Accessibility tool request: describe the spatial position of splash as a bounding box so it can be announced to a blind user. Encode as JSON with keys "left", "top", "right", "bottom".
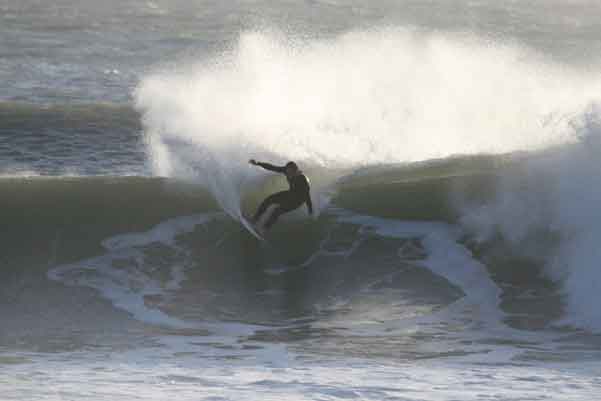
{"left": 135, "top": 28, "right": 599, "bottom": 219}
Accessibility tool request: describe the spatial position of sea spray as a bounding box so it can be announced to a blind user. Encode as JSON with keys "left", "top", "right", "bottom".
{"left": 135, "top": 28, "right": 598, "bottom": 215}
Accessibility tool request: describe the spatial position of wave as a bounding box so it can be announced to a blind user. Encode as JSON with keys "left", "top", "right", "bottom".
{"left": 0, "top": 101, "right": 145, "bottom": 176}
{"left": 0, "top": 153, "right": 499, "bottom": 268}
{"left": 131, "top": 27, "right": 601, "bottom": 334}
{"left": 0, "top": 101, "right": 140, "bottom": 136}
{"left": 460, "top": 104, "right": 601, "bottom": 332}
{"left": 0, "top": 176, "right": 215, "bottom": 271}
{"left": 0, "top": 140, "right": 596, "bottom": 335}
{"left": 0, "top": 154, "right": 559, "bottom": 333}
{"left": 5, "top": 28, "right": 601, "bottom": 334}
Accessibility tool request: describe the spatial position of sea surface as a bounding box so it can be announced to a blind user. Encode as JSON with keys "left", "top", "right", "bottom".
{"left": 2, "top": 1, "right": 601, "bottom": 400}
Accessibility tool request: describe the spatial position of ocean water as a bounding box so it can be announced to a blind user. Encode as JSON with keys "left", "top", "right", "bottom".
{"left": 2, "top": 1, "right": 601, "bottom": 399}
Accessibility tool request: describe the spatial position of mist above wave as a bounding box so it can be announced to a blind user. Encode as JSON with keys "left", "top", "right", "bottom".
{"left": 136, "top": 27, "right": 598, "bottom": 188}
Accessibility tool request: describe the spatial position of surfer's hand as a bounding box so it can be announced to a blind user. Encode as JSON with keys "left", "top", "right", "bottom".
{"left": 249, "top": 159, "right": 258, "bottom": 166}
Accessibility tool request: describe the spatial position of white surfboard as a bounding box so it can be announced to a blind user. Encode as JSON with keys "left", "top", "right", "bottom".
{"left": 238, "top": 214, "right": 264, "bottom": 241}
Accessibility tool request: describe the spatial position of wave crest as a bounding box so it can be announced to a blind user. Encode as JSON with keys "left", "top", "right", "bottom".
{"left": 135, "top": 28, "right": 600, "bottom": 217}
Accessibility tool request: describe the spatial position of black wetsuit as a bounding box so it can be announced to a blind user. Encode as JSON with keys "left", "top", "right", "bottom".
{"left": 252, "top": 162, "right": 313, "bottom": 229}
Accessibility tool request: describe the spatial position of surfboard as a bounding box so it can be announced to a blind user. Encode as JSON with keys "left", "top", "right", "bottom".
{"left": 239, "top": 214, "right": 264, "bottom": 241}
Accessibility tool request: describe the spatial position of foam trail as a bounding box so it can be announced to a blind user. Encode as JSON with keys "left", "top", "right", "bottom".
{"left": 338, "top": 213, "right": 503, "bottom": 324}
{"left": 102, "top": 214, "right": 216, "bottom": 250}
{"left": 48, "top": 214, "right": 217, "bottom": 329}
{"left": 135, "top": 28, "right": 601, "bottom": 216}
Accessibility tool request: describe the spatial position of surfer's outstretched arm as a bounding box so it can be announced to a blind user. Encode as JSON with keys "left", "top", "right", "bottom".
{"left": 249, "top": 159, "right": 286, "bottom": 173}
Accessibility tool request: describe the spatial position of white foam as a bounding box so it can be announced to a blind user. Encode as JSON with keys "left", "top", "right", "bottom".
{"left": 48, "top": 213, "right": 219, "bottom": 329}
{"left": 48, "top": 211, "right": 275, "bottom": 336}
{"left": 102, "top": 213, "right": 217, "bottom": 250}
{"left": 337, "top": 213, "right": 503, "bottom": 325}
{"left": 49, "top": 250, "right": 194, "bottom": 329}
{"left": 6, "top": 347, "right": 600, "bottom": 401}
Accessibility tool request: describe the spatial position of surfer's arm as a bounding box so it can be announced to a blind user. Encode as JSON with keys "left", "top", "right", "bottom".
{"left": 305, "top": 192, "right": 313, "bottom": 215}
{"left": 250, "top": 160, "right": 286, "bottom": 173}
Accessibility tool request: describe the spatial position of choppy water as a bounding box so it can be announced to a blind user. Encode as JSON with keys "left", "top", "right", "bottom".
{"left": 2, "top": 1, "right": 601, "bottom": 400}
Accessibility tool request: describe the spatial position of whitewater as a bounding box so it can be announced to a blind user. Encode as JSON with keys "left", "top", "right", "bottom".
{"left": 2, "top": 1, "right": 601, "bottom": 400}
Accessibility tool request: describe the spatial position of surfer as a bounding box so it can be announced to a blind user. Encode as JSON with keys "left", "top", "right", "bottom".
{"left": 249, "top": 159, "right": 313, "bottom": 232}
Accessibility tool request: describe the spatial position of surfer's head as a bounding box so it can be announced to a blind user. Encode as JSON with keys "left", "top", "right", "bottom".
{"left": 285, "top": 161, "right": 299, "bottom": 176}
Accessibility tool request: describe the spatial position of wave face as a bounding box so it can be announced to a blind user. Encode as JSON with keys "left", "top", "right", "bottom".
{"left": 0, "top": 151, "right": 599, "bottom": 376}
{"left": 0, "top": 171, "right": 506, "bottom": 354}
{"left": 0, "top": 152, "right": 584, "bottom": 339}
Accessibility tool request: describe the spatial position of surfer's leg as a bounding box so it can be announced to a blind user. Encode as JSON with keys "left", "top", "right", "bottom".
{"left": 263, "top": 200, "right": 301, "bottom": 230}
{"left": 263, "top": 205, "right": 286, "bottom": 230}
{"left": 253, "top": 191, "right": 288, "bottom": 223}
